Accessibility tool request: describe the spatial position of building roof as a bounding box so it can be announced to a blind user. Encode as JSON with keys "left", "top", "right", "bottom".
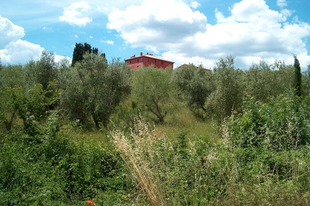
{"left": 125, "top": 53, "right": 174, "bottom": 63}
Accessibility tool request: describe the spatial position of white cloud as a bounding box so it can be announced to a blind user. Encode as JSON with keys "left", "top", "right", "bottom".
{"left": 59, "top": 1, "right": 92, "bottom": 27}
{"left": 0, "top": 15, "right": 25, "bottom": 48}
{"left": 54, "top": 54, "right": 72, "bottom": 64}
{"left": 0, "top": 15, "right": 69, "bottom": 65}
{"left": 281, "top": 9, "right": 292, "bottom": 19}
{"left": 108, "top": 0, "right": 310, "bottom": 69}
{"left": 107, "top": 0, "right": 206, "bottom": 49}
{"left": 0, "top": 39, "right": 44, "bottom": 64}
{"left": 190, "top": 1, "right": 200, "bottom": 9}
{"left": 101, "top": 40, "right": 114, "bottom": 45}
{"left": 277, "top": 0, "right": 287, "bottom": 8}
{"left": 0, "top": 15, "right": 44, "bottom": 64}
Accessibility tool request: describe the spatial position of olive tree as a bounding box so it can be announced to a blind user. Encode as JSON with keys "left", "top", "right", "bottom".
{"left": 60, "top": 54, "right": 131, "bottom": 128}
{"left": 173, "top": 64, "right": 213, "bottom": 115}
{"left": 244, "top": 60, "right": 294, "bottom": 102}
{"left": 24, "top": 51, "right": 58, "bottom": 90}
{"left": 132, "top": 67, "right": 174, "bottom": 123}
{"left": 0, "top": 65, "right": 25, "bottom": 131}
{"left": 206, "top": 56, "right": 244, "bottom": 120}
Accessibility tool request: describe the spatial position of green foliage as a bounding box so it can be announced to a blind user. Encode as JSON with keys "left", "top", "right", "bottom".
{"left": 60, "top": 54, "right": 131, "bottom": 128}
{"left": 19, "top": 81, "right": 61, "bottom": 136}
{"left": 72, "top": 42, "right": 102, "bottom": 66}
{"left": 0, "top": 86, "right": 24, "bottom": 131}
{"left": 173, "top": 64, "right": 214, "bottom": 116}
{"left": 227, "top": 94, "right": 310, "bottom": 151}
{"left": 294, "top": 55, "right": 302, "bottom": 96}
{"left": 0, "top": 64, "right": 25, "bottom": 89}
{"left": 0, "top": 112, "right": 133, "bottom": 205}
{"left": 2, "top": 54, "right": 310, "bottom": 205}
{"left": 112, "top": 118, "right": 239, "bottom": 205}
{"left": 109, "top": 98, "right": 141, "bottom": 132}
{"left": 132, "top": 67, "right": 175, "bottom": 123}
{"left": 245, "top": 61, "right": 272, "bottom": 101}
{"left": 303, "top": 65, "right": 310, "bottom": 95}
{"left": 0, "top": 79, "right": 60, "bottom": 133}
{"left": 24, "top": 51, "right": 58, "bottom": 91}
{"left": 206, "top": 56, "right": 244, "bottom": 120}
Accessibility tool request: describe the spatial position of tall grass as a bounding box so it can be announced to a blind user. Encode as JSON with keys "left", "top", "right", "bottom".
{"left": 112, "top": 117, "right": 166, "bottom": 206}
{"left": 111, "top": 117, "right": 238, "bottom": 205}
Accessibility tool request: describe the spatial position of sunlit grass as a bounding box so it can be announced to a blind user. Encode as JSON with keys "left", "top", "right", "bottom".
{"left": 155, "top": 105, "right": 220, "bottom": 142}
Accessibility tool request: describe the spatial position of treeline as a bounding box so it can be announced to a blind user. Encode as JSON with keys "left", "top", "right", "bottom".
{"left": 1, "top": 51, "right": 309, "bottom": 132}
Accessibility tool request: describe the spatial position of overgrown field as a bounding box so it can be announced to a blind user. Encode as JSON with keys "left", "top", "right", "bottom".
{"left": 0, "top": 52, "right": 310, "bottom": 205}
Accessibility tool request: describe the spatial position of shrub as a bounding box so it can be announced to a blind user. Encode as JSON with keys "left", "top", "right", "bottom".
{"left": 0, "top": 112, "right": 133, "bottom": 205}
{"left": 227, "top": 94, "right": 310, "bottom": 151}
{"left": 112, "top": 117, "right": 238, "bottom": 205}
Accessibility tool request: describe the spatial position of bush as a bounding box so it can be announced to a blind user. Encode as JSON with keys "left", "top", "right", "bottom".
{"left": 0, "top": 112, "right": 133, "bottom": 205}
{"left": 227, "top": 94, "right": 310, "bottom": 151}
{"left": 221, "top": 94, "right": 310, "bottom": 205}
{"left": 112, "top": 117, "right": 238, "bottom": 205}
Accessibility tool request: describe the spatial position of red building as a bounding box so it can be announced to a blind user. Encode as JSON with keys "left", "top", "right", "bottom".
{"left": 125, "top": 52, "right": 174, "bottom": 70}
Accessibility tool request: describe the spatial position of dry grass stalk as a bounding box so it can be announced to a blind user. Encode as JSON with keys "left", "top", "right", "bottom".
{"left": 112, "top": 117, "right": 166, "bottom": 206}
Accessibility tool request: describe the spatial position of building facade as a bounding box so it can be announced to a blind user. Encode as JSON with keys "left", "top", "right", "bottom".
{"left": 125, "top": 52, "right": 174, "bottom": 70}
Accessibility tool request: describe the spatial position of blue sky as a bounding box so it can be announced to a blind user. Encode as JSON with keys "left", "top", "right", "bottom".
{"left": 1, "top": 0, "right": 310, "bottom": 69}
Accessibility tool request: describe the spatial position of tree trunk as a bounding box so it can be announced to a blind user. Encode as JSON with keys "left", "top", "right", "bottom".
{"left": 4, "top": 110, "right": 17, "bottom": 131}
{"left": 92, "top": 114, "right": 100, "bottom": 129}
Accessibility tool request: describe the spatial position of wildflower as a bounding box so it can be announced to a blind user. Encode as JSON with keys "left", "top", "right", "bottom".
{"left": 86, "top": 199, "right": 94, "bottom": 206}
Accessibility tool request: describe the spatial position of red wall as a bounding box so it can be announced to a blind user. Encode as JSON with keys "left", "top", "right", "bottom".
{"left": 125, "top": 56, "right": 173, "bottom": 70}
{"left": 125, "top": 57, "right": 144, "bottom": 70}
{"left": 142, "top": 57, "right": 173, "bottom": 69}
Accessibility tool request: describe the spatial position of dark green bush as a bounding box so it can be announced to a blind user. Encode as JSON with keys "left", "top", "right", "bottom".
{"left": 0, "top": 112, "right": 133, "bottom": 205}
{"left": 227, "top": 94, "right": 310, "bottom": 151}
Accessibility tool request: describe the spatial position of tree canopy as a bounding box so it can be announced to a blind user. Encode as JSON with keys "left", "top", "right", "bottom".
{"left": 72, "top": 42, "right": 103, "bottom": 66}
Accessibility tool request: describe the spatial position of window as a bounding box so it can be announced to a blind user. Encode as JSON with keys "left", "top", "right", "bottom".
{"left": 137, "top": 58, "right": 139, "bottom": 62}
{"left": 161, "top": 61, "right": 163, "bottom": 65}
{"left": 147, "top": 58, "right": 149, "bottom": 62}
{"left": 155, "top": 59, "right": 157, "bottom": 63}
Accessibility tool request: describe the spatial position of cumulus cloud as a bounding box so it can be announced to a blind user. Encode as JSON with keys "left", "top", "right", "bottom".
{"left": 190, "top": 1, "right": 200, "bottom": 9}
{"left": 59, "top": 1, "right": 92, "bottom": 27}
{"left": 0, "top": 16, "right": 44, "bottom": 64}
{"left": 0, "top": 39, "right": 44, "bottom": 64}
{"left": 0, "top": 16, "right": 25, "bottom": 48}
{"left": 54, "top": 54, "right": 72, "bottom": 64}
{"left": 277, "top": 0, "right": 287, "bottom": 8}
{"left": 0, "top": 15, "right": 69, "bottom": 65}
{"left": 108, "top": 0, "right": 310, "bottom": 69}
{"left": 107, "top": 0, "right": 207, "bottom": 51}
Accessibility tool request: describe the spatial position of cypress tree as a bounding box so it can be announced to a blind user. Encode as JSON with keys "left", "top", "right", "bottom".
{"left": 294, "top": 55, "right": 302, "bottom": 97}
{"left": 72, "top": 42, "right": 102, "bottom": 66}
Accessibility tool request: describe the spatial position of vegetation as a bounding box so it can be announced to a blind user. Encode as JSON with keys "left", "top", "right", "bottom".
{"left": 132, "top": 67, "right": 174, "bottom": 123}
{"left": 173, "top": 64, "right": 213, "bottom": 116}
{"left": 72, "top": 42, "right": 102, "bottom": 67}
{"left": 294, "top": 55, "right": 302, "bottom": 97}
{"left": 1, "top": 51, "right": 310, "bottom": 205}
